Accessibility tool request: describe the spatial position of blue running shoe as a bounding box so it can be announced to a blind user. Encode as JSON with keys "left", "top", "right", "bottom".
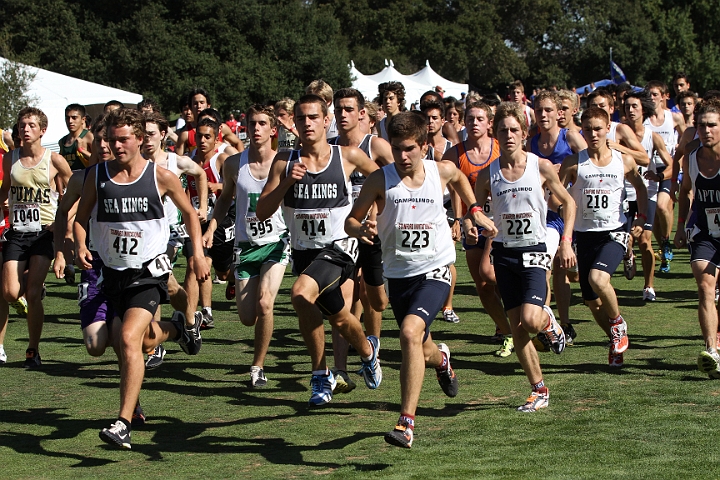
{"left": 308, "top": 370, "right": 336, "bottom": 406}
{"left": 663, "top": 240, "right": 674, "bottom": 261}
{"left": 360, "top": 335, "right": 382, "bottom": 389}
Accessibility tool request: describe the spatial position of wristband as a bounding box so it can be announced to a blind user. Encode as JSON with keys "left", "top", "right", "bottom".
{"left": 637, "top": 213, "right": 647, "bottom": 220}
{"left": 678, "top": 217, "right": 686, "bottom": 224}
{"left": 658, "top": 171, "right": 664, "bottom": 181}
{"left": 454, "top": 218, "right": 461, "bottom": 223}
{"left": 470, "top": 205, "right": 483, "bottom": 215}
{"left": 561, "top": 236, "right": 572, "bottom": 243}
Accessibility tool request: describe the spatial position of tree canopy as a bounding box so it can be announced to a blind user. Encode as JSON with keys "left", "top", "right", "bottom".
{"left": 1, "top": 0, "right": 718, "bottom": 116}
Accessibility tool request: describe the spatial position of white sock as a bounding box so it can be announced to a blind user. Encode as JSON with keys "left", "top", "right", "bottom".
{"left": 203, "top": 307, "right": 212, "bottom": 316}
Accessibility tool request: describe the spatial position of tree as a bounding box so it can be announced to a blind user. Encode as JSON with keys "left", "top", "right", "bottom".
{"left": 0, "top": 57, "right": 37, "bottom": 130}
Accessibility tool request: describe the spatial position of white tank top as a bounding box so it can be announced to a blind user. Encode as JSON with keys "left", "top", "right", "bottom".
{"left": 377, "top": 160, "right": 455, "bottom": 278}
{"left": 159, "top": 152, "right": 181, "bottom": 228}
{"left": 607, "top": 121, "right": 619, "bottom": 142}
{"left": 624, "top": 128, "right": 658, "bottom": 202}
{"left": 644, "top": 109, "right": 677, "bottom": 159}
{"left": 489, "top": 153, "right": 547, "bottom": 247}
{"left": 571, "top": 149, "right": 626, "bottom": 232}
{"left": 235, "top": 150, "right": 287, "bottom": 245}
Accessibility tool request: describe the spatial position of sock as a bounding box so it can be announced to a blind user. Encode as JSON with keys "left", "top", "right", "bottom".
{"left": 312, "top": 369, "right": 329, "bottom": 376}
{"left": 360, "top": 339, "right": 374, "bottom": 363}
{"left": 436, "top": 350, "right": 448, "bottom": 370}
{"left": 399, "top": 413, "right": 415, "bottom": 429}
{"left": 609, "top": 314, "right": 623, "bottom": 325}
{"left": 203, "top": 307, "right": 212, "bottom": 316}
{"left": 531, "top": 379, "right": 545, "bottom": 391}
{"left": 443, "top": 307, "right": 452, "bottom": 312}
{"left": 118, "top": 417, "right": 132, "bottom": 431}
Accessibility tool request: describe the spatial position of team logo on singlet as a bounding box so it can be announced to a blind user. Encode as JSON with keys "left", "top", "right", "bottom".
{"left": 10, "top": 186, "right": 51, "bottom": 203}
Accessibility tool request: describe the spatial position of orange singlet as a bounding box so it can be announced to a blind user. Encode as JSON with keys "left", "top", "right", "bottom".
{"left": 457, "top": 138, "right": 500, "bottom": 214}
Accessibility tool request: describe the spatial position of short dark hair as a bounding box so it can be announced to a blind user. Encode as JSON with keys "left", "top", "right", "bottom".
{"left": 246, "top": 104, "right": 277, "bottom": 128}
{"left": 188, "top": 87, "right": 211, "bottom": 106}
{"left": 387, "top": 111, "right": 427, "bottom": 145}
{"left": 103, "top": 100, "right": 124, "bottom": 111}
{"left": 294, "top": 94, "right": 328, "bottom": 117}
{"left": 143, "top": 111, "right": 170, "bottom": 134}
{"left": 197, "top": 108, "right": 223, "bottom": 125}
{"left": 138, "top": 97, "right": 161, "bottom": 112}
{"left": 623, "top": 90, "right": 655, "bottom": 120}
{"left": 106, "top": 108, "right": 145, "bottom": 138}
{"left": 587, "top": 88, "right": 614, "bottom": 106}
{"left": 196, "top": 117, "right": 220, "bottom": 137}
{"left": 18, "top": 107, "right": 49, "bottom": 131}
{"left": 420, "top": 90, "right": 443, "bottom": 104}
{"left": 91, "top": 114, "right": 109, "bottom": 136}
{"left": 65, "top": 103, "right": 86, "bottom": 117}
{"left": 672, "top": 72, "right": 689, "bottom": 84}
{"left": 333, "top": 88, "right": 365, "bottom": 110}
{"left": 420, "top": 100, "right": 445, "bottom": 117}
{"left": 378, "top": 81, "right": 406, "bottom": 111}
{"left": 676, "top": 90, "right": 698, "bottom": 105}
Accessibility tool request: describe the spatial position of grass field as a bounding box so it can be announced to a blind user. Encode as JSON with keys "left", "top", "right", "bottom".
{"left": 0, "top": 244, "right": 718, "bottom": 479}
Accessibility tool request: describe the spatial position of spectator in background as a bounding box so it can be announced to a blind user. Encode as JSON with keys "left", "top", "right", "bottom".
{"left": 103, "top": 100, "right": 124, "bottom": 114}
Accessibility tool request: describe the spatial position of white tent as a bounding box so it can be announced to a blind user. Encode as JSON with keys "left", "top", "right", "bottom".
{"left": 411, "top": 60, "right": 467, "bottom": 100}
{"left": 0, "top": 57, "right": 143, "bottom": 151}
{"left": 350, "top": 59, "right": 469, "bottom": 106}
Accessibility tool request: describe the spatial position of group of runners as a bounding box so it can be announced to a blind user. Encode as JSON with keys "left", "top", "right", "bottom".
{"left": 0, "top": 71, "right": 717, "bottom": 450}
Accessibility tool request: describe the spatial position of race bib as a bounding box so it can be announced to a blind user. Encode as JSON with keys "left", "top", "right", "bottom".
{"left": 294, "top": 210, "right": 332, "bottom": 247}
{"left": 351, "top": 185, "right": 362, "bottom": 202}
{"left": 609, "top": 231, "right": 630, "bottom": 254}
{"left": 107, "top": 228, "right": 145, "bottom": 269}
{"left": 395, "top": 222, "right": 436, "bottom": 258}
{"left": 233, "top": 246, "right": 243, "bottom": 265}
{"left": 224, "top": 225, "right": 235, "bottom": 242}
{"left": 706, "top": 207, "right": 720, "bottom": 238}
{"left": 12, "top": 203, "right": 41, "bottom": 232}
{"left": 245, "top": 214, "right": 274, "bottom": 243}
{"left": 333, "top": 237, "right": 359, "bottom": 263}
{"left": 501, "top": 211, "right": 538, "bottom": 247}
{"left": 169, "top": 224, "right": 189, "bottom": 242}
{"left": 425, "top": 265, "right": 452, "bottom": 285}
{"left": 146, "top": 254, "right": 173, "bottom": 277}
{"left": 77, "top": 282, "right": 89, "bottom": 305}
{"left": 522, "top": 252, "right": 552, "bottom": 270}
{"left": 583, "top": 188, "right": 612, "bottom": 221}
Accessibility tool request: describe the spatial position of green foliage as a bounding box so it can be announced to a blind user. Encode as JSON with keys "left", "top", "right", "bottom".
{"left": 0, "top": 57, "right": 37, "bottom": 130}
{"left": 1, "top": 0, "right": 719, "bottom": 114}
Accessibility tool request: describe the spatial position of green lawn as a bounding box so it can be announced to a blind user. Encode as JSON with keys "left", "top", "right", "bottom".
{"left": 0, "top": 244, "right": 718, "bottom": 479}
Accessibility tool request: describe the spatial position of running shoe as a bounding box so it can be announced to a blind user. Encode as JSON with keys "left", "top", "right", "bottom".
{"left": 532, "top": 335, "right": 548, "bottom": 352}
{"left": 131, "top": 403, "right": 146, "bottom": 427}
{"left": 11, "top": 297, "right": 28, "bottom": 317}
{"left": 308, "top": 370, "right": 336, "bottom": 406}
{"left": 225, "top": 281, "right": 236, "bottom": 300}
{"left": 360, "top": 335, "right": 382, "bottom": 389}
{"left": 250, "top": 366, "right": 267, "bottom": 388}
{"left": 436, "top": 343, "right": 458, "bottom": 397}
{"left": 99, "top": 420, "right": 131, "bottom": 449}
{"left": 609, "top": 317, "right": 629, "bottom": 354}
{"left": 41, "top": 283, "right": 46, "bottom": 300}
{"left": 623, "top": 252, "right": 636, "bottom": 280}
{"left": 491, "top": 327, "right": 504, "bottom": 343}
{"left": 64, "top": 265, "right": 76, "bottom": 286}
{"left": 716, "top": 286, "right": 719, "bottom": 303}
{"left": 663, "top": 240, "right": 674, "bottom": 261}
{"left": 331, "top": 368, "right": 356, "bottom": 393}
{"left": 563, "top": 323, "right": 577, "bottom": 346}
{"left": 173, "top": 311, "right": 202, "bottom": 355}
{"left": 384, "top": 419, "right": 414, "bottom": 448}
{"left": 517, "top": 390, "right": 549, "bottom": 412}
{"left": 201, "top": 308, "right": 215, "bottom": 330}
{"left": 660, "top": 259, "right": 670, "bottom": 274}
{"left": 608, "top": 351, "right": 624, "bottom": 368}
{"left": 698, "top": 350, "right": 720, "bottom": 376}
{"left": 212, "top": 275, "right": 226, "bottom": 284}
{"left": 642, "top": 287, "right": 656, "bottom": 302}
{"left": 442, "top": 309, "right": 460, "bottom": 323}
{"left": 23, "top": 348, "right": 41, "bottom": 368}
{"left": 537, "top": 306, "right": 565, "bottom": 354}
{"left": 145, "top": 345, "right": 165, "bottom": 370}
{"left": 494, "top": 336, "right": 514, "bottom": 358}
{"left": 0, "top": 344, "right": 6, "bottom": 364}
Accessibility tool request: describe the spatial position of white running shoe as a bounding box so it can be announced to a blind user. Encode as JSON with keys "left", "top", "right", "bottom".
{"left": 642, "top": 287, "right": 656, "bottom": 302}
{"left": 0, "top": 344, "right": 6, "bottom": 364}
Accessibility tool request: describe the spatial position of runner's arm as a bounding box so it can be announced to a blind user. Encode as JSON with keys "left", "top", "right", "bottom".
{"left": 177, "top": 154, "right": 208, "bottom": 222}
{"left": 73, "top": 167, "right": 97, "bottom": 270}
{"left": 370, "top": 136, "right": 394, "bottom": 166}
{"left": 0, "top": 151, "right": 10, "bottom": 206}
{"left": 566, "top": 129, "right": 588, "bottom": 153}
{"left": 439, "top": 160, "right": 495, "bottom": 234}
{"left": 624, "top": 155, "right": 648, "bottom": 237}
{"left": 205, "top": 154, "right": 239, "bottom": 242}
{"left": 176, "top": 130, "right": 189, "bottom": 156}
{"left": 612, "top": 124, "right": 649, "bottom": 166}
{"left": 257, "top": 153, "right": 294, "bottom": 222}
{"left": 344, "top": 146, "right": 380, "bottom": 177}
{"left": 53, "top": 171, "right": 84, "bottom": 277}
{"left": 558, "top": 153, "right": 578, "bottom": 188}
{"left": 221, "top": 124, "right": 244, "bottom": 152}
{"left": 674, "top": 153, "right": 693, "bottom": 248}
{"left": 345, "top": 169, "right": 384, "bottom": 245}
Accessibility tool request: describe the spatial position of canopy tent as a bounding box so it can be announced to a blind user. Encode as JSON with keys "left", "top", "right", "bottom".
{"left": 350, "top": 59, "right": 469, "bottom": 105}
{"left": 0, "top": 57, "right": 143, "bottom": 151}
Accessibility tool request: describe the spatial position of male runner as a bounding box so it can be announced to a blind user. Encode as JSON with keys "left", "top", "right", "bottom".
{"left": 0, "top": 107, "right": 72, "bottom": 367}
{"left": 204, "top": 104, "right": 289, "bottom": 388}
{"left": 306, "top": 80, "right": 339, "bottom": 139}
{"left": 622, "top": 91, "right": 672, "bottom": 301}
{"left": 676, "top": 91, "right": 698, "bottom": 128}
{"left": 275, "top": 98, "right": 299, "bottom": 152}
{"left": 185, "top": 118, "right": 233, "bottom": 328}
{"left": 346, "top": 110, "right": 496, "bottom": 448}
{"left": 560, "top": 107, "right": 648, "bottom": 367}
{"left": 475, "top": 102, "right": 576, "bottom": 411}
{"left": 674, "top": 98, "right": 720, "bottom": 378}
{"left": 176, "top": 88, "right": 243, "bottom": 156}
{"left": 557, "top": 90, "right": 581, "bottom": 133}
{"left": 142, "top": 112, "right": 207, "bottom": 367}
{"left": 509, "top": 80, "right": 535, "bottom": 130}
{"left": 74, "top": 108, "right": 209, "bottom": 449}
{"left": 330, "top": 88, "right": 393, "bottom": 391}
{"left": 669, "top": 72, "right": 691, "bottom": 112}
{"left": 256, "top": 94, "right": 382, "bottom": 406}
{"left": 645, "top": 80, "right": 686, "bottom": 272}
{"left": 377, "top": 82, "right": 406, "bottom": 142}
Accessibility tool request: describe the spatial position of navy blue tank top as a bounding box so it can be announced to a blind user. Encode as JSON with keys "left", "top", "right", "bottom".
{"left": 530, "top": 128, "right": 572, "bottom": 165}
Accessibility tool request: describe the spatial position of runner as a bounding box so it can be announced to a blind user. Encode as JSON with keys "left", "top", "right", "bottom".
{"left": 256, "top": 94, "right": 382, "bottom": 406}
{"left": 475, "top": 102, "right": 576, "bottom": 411}
{"left": 377, "top": 82, "right": 406, "bottom": 142}
{"left": 644, "top": 80, "right": 686, "bottom": 273}
{"left": 0, "top": 107, "right": 72, "bottom": 368}
{"left": 676, "top": 90, "right": 698, "bottom": 128}
{"left": 442, "top": 100, "right": 514, "bottom": 356}
{"left": 669, "top": 72, "right": 691, "bottom": 112}
{"left": 560, "top": 106, "right": 648, "bottom": 367}
{"left": 674, "top": 98, "right": 720, "bottom": 378}
{"left": 176, "top": 88, "right": 243, "bottom": 156}
{"left": 509, "top": 80, "right": 535, "bottom": 130}
{"left": 275, "top": 98, "right": 299, "bottom": 152}
{"left": 74, "top": 108, "right": 209, "bottom": 449}
{"left": 329, "top": 88, "right": 393, "bottom": 392}
{"left": 346, "top": 110, "right": 496, "bottom": 448}
{"left": 306, "top": 80, "right": 339, "bottom": 139}
{"left": 622, "top": 91, "right": 672, "bottom": 301}
{"left": 204, "top": 104, "right": 289, "bottom": 388}
{"left": 557, "top": 90, "right": 581, "bottom": 133}
{"left": 142, "top": 111, "right": 208, "bottom": 368}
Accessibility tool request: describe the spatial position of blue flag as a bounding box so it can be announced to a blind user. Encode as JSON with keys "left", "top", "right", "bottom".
{"left": 610, "top": 60, "right": 626, "bottom": 84}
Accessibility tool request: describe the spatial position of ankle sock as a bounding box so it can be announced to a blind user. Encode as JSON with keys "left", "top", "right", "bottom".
{"left": 118, "top": 417, "right": 132, "bottom": 431}
{"left": 312, "top": 369, "right": 329, "bottom": 376}
{"left": 399, "top": 413, "right": 415, "bottom": 429}
{"left": 531, "top": 379, "right": 545, "bottom": 391}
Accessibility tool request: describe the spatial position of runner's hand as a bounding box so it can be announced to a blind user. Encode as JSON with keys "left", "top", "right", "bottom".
{"left": 202, "top": 229, "right": 214, "bottom": 249}
{"left": 359, "top": 219, "right": 377, "bottom": 245}
{"left": 53, "top": 253, "right": 66, "bottom": 279}
{"left": 76, "top": 246, "right": 93, "bottom": 270}
{"left": 192, "top": 255, "right": 210, "bottom": 281}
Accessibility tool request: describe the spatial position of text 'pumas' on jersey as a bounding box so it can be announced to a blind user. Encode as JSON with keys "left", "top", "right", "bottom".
{"left": 282, "top": 145, "right": 352, "bottom": 250}
{"left": 92, "top": 161, "right": 169, "bottom": 270}
{"left": 9, "top": 148, "right": 58, "bottom": 232}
